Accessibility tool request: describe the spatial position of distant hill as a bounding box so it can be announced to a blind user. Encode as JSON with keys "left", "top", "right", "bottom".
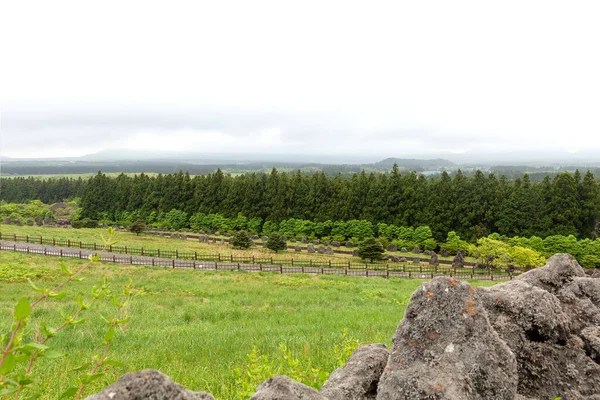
{"left": 373, "top": 158, "right": 455, "bottom": 169}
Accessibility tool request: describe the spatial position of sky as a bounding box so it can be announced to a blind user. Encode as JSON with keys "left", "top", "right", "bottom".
{"left": 1, "top": 0, "right": 599, "bottom": 160}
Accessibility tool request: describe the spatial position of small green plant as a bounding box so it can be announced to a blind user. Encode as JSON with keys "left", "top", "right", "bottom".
{"left": 357, "top": 237, "right": 385, "bottom": 263}
{"left": 232, "top": 230, "right": 253, "bottom": 249}
{"left": 265, "top": 232, "right": 286, "bottom": 253}
{"left": 128, "top": 220, "right": 147, "bottom": 236}
{"left": 0, "top": 228, "right": 135, "bottom": 399}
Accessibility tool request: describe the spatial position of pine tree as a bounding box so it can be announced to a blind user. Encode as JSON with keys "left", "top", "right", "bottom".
{"left": 265, "top": 232, "right": 286, "bottom": 253}
{"left": 232, "top": 230, "right": 253, "bottom": 249}
{"left": 357, "top": 237, "right": 385, "bottom": 263}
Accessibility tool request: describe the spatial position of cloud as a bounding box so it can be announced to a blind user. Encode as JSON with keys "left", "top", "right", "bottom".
{"left": 1, "top": 1, "right": 599, "bottom": 159}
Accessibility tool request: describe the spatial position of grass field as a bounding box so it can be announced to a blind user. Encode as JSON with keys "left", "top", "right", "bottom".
{"left": 0, "top": 225, "right": 478, "bottom": 264}
{"left": 0, "top": 251, "right": 496, "bottom": 399}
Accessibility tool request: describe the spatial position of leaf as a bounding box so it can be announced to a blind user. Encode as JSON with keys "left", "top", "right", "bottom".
{"left": 58, "top": 387, "right": 79, "bottom": 399}
{"left": 0, "top": 387, "right": 19, "bottom": 396}
{"left": 71, "top": 318, "right": 86, "bottom": 325}
{"left": 27, "top": 279, "right": 45, "bottom": 293}
{"left": 102, "top": 359, "right": 124, "bottom": 367}
{"left": 14, "top": 297, "right": 31, "bottom": 321}
{"left": 80, "top": 373, "right": 104, "bottom": 384}
{"left": 72, "top": 362, "right": 92, "bottom": 372}
{"left": 42, "top": 350, "right": 64, "bottom": 359}
{"left": 77, "top": 294, "right": 88, "bottom": 310}
{"left": 49, "top": 291, "right": 67, "bottom": 299}
{"left": 40, "top": 322, "right": 56, "bottom": 337}
{"left": 61, "top": 262, "right": 71, "bottom": 276}
{"left": 111, "top": 296, "right": 121, "bottom": 308}
{"left": 0, "top": 353, "right": 16, "bottom": 374}
{"left": 17, "top": 377, "right": 34, "bottom": 386}
{"left": 23, "top": 342, "right": 49, "bottom": 352}
{"left": 103, "top": 326, "right": 115, "bottom": 343}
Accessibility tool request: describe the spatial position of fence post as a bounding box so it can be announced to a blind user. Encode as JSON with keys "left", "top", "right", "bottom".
{"left": 94, "top": 243, "right": 97, "bottom": 251}
{"left": 131, "top": 256, "right": 133, "bottom": 264}
{"left": 68, "top": 239, "right": 70, "bottom": 247}
{"left": 175, "top": 249, "right": 178, "bottom": 259}
{"left": 60, "top": 249, "right": 63, "bottom": 257}
{"left": 329, "top": 260, "right": 331, "bottom": 268}
{"left": 141, "top": 248, "right": 144, "bottom": 256}
{"left": 280, "top": 265, "right": 283, "bottom": 274}
{"left": 79, "top": 250, "right": 82, "bottom": 258}
{"left": 386, "top": 264, "right": 389, "bottom": 279}
{"left": 237, "top": 262, "right": 240, "bottom": 271}
{"left": 79, "top": 241, "right": 82, "bottom": 248}
{"left": 27, "top": 246, "right": 30, "bottom": 254}
{"left": 26, "top": 235, "right": 29, "bottom": 243}
{"left": 113, "top": 255, "right": 116, "bottom": 263}
{"left": 172, "top": 259, "right": 175, "bottom": 268}
{"left": 252, "top": 255, "right": 255, "bottom": 264}
{"left": 260, "top": 264, "right": 263, "bottom": 271}
{"left": 195, "top": 251, "right": 197, "bottom": 260}
{"left": 125, "top": 246, "right": 128, "bottom": 254}
{"left": 231, "top": 254, "right": 233, "bottom": 262}
{"left": 110, "top": 245, "right": 112, "bottom": 252}
{"left": 40, "top": 236, "right": 43, "bottom": 245}
{"left": 53, "top": 238, "right": 56, "bottom": 246}
{"left": 44, "top": 247, "right": 47, "bottom": 255}
{"left": 291, "top": 258, "right": 294, "bottom": 266}
{"left": 158, "top": 249, "right": 161, "bottom": 257}
{"left": 218, "top": 253, "right": 221, "bottom": 262}
{"left": 152, "top": 258, "right": 155, "bottom": 266}
{"left": 271, "top": 257, "right": 273, "bottom": 264}
{"left": 14, "top": 233, "right": 17, "bottom": 241}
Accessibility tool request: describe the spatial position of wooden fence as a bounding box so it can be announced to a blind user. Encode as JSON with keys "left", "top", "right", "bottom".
{"left": 0, "top": 233, "right": 517, "bottom": 281}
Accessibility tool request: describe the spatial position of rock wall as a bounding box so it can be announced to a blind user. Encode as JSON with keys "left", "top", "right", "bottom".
{"left": 86, "top": 254, "right": 600, "bottom": 400}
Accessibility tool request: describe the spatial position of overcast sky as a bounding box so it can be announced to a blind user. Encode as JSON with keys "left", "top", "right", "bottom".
{"left": 1, "top": 1, "right": 599, "bottom": 159}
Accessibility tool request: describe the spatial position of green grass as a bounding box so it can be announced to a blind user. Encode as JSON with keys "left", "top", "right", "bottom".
{"left": 0, "top": 252, "right": 496, "bottom": 399}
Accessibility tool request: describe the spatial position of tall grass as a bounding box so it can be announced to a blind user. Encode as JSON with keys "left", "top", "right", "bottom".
{"left": 0, "top": 252, "right": 495, "bottom": 399}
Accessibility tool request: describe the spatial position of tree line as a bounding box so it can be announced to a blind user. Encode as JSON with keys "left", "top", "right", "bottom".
{"left": 1, "top": 165, "right": 599, "bottom": 241}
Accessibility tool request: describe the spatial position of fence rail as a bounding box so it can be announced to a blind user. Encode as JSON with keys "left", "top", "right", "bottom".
{"left": 0, "top": 234, "right": 517, "bottom": 281}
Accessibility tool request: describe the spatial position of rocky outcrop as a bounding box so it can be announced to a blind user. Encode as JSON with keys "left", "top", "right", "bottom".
{"left": 250, "top": 375, "right": 325, "bottom": 400}
{"left": 86, "top": 254, "right": 600, "bottom": 400}
{"left": 84, "top": 369, "right": 214, "bottom": 400}
{"left": 320, "top": 344, "right": 389, "bottom": 400}
{"left": 477, "top": 254, "right": 600, "bottom": 399}
{"left": 377, "top": 277, "right": 518, "bottom": 399}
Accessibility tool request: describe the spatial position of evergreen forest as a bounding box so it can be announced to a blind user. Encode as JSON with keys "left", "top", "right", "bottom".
{"left": 2, "top": 165, "right": 599, "bottom": 243}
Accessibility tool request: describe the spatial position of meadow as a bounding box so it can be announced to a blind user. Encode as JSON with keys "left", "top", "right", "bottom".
{"left": 0, "top": 251, "right": 496, "bottom": 399}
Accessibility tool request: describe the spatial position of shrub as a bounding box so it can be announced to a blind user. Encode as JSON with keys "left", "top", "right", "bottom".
{"left": 128, "top": 221, "right": 146, "bottom": 236}
{"left": 265, "top": 232, "right": 286, "bottom": 253}
{"left": 72, "top": 218, "right": 99, "bottom": 229}
{"left": 232, "top": 230, "right": 253, "bottom": 249}
{"left": 357, "top": 237, "right": 385, "bottom": 263}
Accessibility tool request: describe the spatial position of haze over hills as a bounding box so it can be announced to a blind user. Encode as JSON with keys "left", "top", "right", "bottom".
{"left": 1, "top": 148, "right": 600, "bottom": 178}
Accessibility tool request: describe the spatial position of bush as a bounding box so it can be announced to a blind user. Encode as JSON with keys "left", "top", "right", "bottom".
{"left": 128, "top": 221, "right": 146, "bottom": 236}
{"left": 72, "top": 218, "right": 99, "bottom": 229}
{"left": 357, "top": 237, "right": 385, "bottom": 263}
{"left": 579, "top": 255, "right": 600, "bottom": 269}
{"left": 232, "top": 230, "right": 253, "bottom": 249}
{"left": 265, "top": 232, "right": 286, "bottom": 253}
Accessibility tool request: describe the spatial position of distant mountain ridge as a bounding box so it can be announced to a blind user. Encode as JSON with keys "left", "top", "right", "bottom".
{"left": 374, "top": 158, "right": 455, "bottom": 169}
